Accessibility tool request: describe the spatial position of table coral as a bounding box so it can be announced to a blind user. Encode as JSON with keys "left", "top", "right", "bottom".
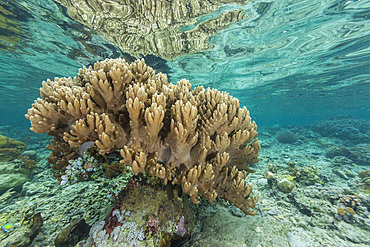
{"left": 25, "top": 58, "right": 260, "bottom": 215}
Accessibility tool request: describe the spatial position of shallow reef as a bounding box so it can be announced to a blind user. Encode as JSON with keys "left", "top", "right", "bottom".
{"left": 8, "top": 58, "right": 264, "bottom": 246}
{"left": 1, "top": 118, "right": 370, "bottom": 246}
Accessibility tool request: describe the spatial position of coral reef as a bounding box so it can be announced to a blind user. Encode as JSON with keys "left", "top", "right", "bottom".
{"left": 54, "top": 218, "right": 90, "bottom": 247}
{"left": 326, "top": 144, "right": 370, "bottom": 166}
{"left": 291, "top": 165, "right": 327, "bottom": 186}
{"left": 83, "top": 175, "right": 193, "bottom": 246}
{"left": 0, "top": 156, "right": 35, "bottom": 194}
{"left": 21, "top": 155, "right": 37, "bottom": 169}
{"left": 0, "top": 206, "right": 43, "bottom": 247}
{"left": 335, "top": 194, "right": 369, "bottom": 226}
{"left": 311, "top": 116, "right": 370, "bottom": 145}
{"left": 25, "top": 58, "right": 260, "bottom": 215}
{"left": 358, "top": 170, "right": 370, "bottom": 194}
{"left": 53, "top": 0, "right": 251, "bottom": 59}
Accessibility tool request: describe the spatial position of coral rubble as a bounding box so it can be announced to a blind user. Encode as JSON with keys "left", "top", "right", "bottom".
{"left": 25, "top": 58, "right": 260, "bottom": 215}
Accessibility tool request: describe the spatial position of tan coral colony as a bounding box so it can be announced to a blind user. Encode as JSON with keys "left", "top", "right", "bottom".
{"left": 26, "top": 58, "right": 261, "bottom": 215}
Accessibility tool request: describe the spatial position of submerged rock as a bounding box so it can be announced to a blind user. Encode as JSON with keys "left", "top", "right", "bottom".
{"left": 0, "top": 212, "right": 43, "bottom": 247}
{"left": 0, "top": 162, "right": 32, "bottom": 194}
{"left": 55, "top": 218, "right": 90, "bottom": 247}
{"left": 311, "top": 116, "right": 370, "bottom": 145}
{"left": 294, "top": 166, "right": 326, "bottom": 186}
{"left": 21, "top": 150, "right": 37, "bottom": 160}
{"left": 277, "top": 178, "right": 295, "bottom": 193}
{"left": 326, "top": 144, "right": 370, "bottom": 166}
{"left": 277, "top": 130, "right": 298, "bottom": 144}
{"left": 83, "top": 174, "right": 193, "bottom": 246}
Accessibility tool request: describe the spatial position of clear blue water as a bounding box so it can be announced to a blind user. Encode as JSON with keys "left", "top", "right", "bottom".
{"left": 0, "top": 1, "right": 370, "bottom": 246}
{"left": 1, "top": 0, "right": 369, "bottom": 128}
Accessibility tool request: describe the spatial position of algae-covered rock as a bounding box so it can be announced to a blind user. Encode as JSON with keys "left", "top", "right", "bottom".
{"left": 277, "top": 178, "right": 295, "bottom": 193}
{"left": 358, "top": 170, "right": 370, "bottom": 194}
{"left": 21, "top": 150, "right": 37, "bottom": 160}
{"left": 0, "top": 173, "right": 29, "bottom": 195}
{"left": 295, "top": 166, "right": 326, "bottom": 186}
{"left": 84, "top": 174, "right": 193, "bottom": 246}
{"left": 326, "top": 144, "right": 370, "bottom": 166}
{"left": 0, "top": 162, "right": 33, "bottom": 194}
{"left": 0, "top": 135, "right": 26, "bottom": 149}
{"left": 0, "top": 212, "right": 43, "bottom": 247}
{"left": 0, "top": 135, "right": 36, "bottom": 194}
{"left": 277, "top": 130, "right": 298, "bottom": 144}
{"left": 334, "top": 168, "right": 356, "bottom": 180}
{"left": 350, "top": 144, "right": 370, "bottom": 166}
{"left": 55, "top": 218, "right": 90, "bottom": 247}
{"left": 0, "top": 135, "right": 27, "bottom": 162}
{"left": 359, "top": 170, "right": 370, "bottom": 179}
{"left": 0, "top": 148, "right": 21, "bottom": 162}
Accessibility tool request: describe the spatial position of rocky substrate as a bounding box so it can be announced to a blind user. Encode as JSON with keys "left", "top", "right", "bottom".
{"left": 0, "top": 120, "right": 369, "bottom": 246}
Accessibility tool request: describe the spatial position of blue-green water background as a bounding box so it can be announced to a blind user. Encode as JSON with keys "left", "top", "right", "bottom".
{"left": 0, "top": 0, "right": 369, "bottom": 130}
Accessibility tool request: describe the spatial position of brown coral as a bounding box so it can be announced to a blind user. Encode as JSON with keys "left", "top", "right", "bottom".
{"left": 25, "top": 58, "right": 260, "bottom": 215}
{"left": 102, "top": 162, "right": 128, "bottom": 178}
{"left": 53, "top": 0, "right": 251, "bottom": 59}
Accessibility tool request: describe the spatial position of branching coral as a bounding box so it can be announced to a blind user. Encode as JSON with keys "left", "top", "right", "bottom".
{"left": 26, "top": 58, "right": 260, "bottom": 215}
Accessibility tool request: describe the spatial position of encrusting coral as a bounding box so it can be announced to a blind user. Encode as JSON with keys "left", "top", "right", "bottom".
{"left": 25, "top": 58, "right": 260, "bottom": 215}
